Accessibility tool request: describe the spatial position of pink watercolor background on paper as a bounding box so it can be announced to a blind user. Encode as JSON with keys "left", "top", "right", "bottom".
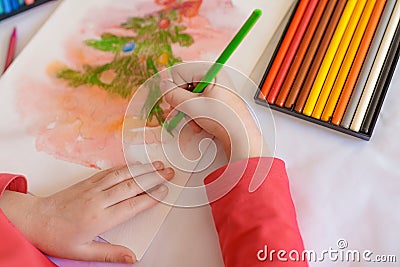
{"left": 16, "top": 0, "right": 245, "bottom": 170}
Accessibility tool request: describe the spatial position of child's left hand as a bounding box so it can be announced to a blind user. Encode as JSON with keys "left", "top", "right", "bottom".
{"left": 0, "top": 162, "right": 174, "bottom": 264}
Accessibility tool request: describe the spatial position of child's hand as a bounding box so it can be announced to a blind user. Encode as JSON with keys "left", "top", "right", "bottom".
{"left": 162, "top": 64, "right": 267, "bottom": 162}
{"left": 0, "top": 162, "right": 174, "bottom": 264}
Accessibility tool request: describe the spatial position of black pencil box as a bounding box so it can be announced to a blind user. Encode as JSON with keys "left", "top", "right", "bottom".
{"left": 254, "top": 1, "right": 400, "bottom": 141}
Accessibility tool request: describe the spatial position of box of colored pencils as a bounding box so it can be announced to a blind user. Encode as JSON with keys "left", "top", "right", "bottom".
{"left": 255, "top": 0, "right": 400, "bottom": 140}
{"left": 0, "top": 0, "right": 53, "bottom": 21}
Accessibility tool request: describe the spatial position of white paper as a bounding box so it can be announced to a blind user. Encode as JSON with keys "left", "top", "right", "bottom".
{"left": 0, "top": 0, "right": 294, "bottom": 261}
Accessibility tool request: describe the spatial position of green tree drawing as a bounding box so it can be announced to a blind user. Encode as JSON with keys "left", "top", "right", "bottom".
{"left": 57, "top": 9, "right": 194, "bottom": 126}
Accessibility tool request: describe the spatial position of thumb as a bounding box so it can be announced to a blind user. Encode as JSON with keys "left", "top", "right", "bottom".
{"left": 161, "top": 80, "right": 197, "bottom": 108}
{"left": 83, "top": 241, "right": 137, "bottom": 264}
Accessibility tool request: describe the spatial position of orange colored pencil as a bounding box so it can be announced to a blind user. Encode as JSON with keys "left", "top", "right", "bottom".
{"left": 267, "top": 0, "right": 319, "bottom": 104}
{"left": 331, "top": 0, "right": 387, "bottom": 125}
{"left": 259, "top": 0, "right": 310, "bottom": 99}
{"left": 275, "top": 0, "right": 329, "bottom": 107}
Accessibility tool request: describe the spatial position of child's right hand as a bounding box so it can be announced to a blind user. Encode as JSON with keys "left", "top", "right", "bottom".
{"left": 162, "top": 64, "right": 268, "bottom": 162}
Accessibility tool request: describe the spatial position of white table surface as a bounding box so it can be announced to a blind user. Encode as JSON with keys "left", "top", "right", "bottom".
{"left": 1, "top": 1, "right": 400, "bottom": 267}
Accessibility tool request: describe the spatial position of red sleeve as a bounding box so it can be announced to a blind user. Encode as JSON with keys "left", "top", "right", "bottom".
{"left": 205, "top": 158, "right": 308, "bottom": 267}
{"left": 0, "top": 174, "right": 56, "bottom": 267}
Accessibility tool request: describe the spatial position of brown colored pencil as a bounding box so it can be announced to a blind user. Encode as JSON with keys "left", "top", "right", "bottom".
{"left": 275, "top": 0, "right": 330, "bottom": 107}
{"left": 285, "top": 0, "right": 342, "bottom": 109}
{"left": 331, "top": 0, "right": 387, "bottom": 125}
{"left": 291, "top": 0, "right": 347, "bottom": 112}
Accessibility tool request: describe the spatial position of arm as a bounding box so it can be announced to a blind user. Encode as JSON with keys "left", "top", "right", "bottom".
{"left": 163, "top": 63, "right": 308, "bottom": 266}
{"left": 0, "top": 174, "right": 56, "bottom": 266}
{"left": 204, "top": 158, "right": 308, "bottom": 267}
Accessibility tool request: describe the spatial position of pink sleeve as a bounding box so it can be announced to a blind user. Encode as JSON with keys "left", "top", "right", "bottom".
{"left": 0, "top": 174, "right": 56, "bottom": 267}
{"left": 205, "top": 158, "right": 308, "bottom": 267}
{"left": 0, "top": 173, "right": 28, "bottom": 196}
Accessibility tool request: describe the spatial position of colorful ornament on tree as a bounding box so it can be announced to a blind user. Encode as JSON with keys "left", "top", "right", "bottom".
{"left": 158, "top": 18, "right": 170, "bottom": 29}
{"left": 158, "top": 52, "right": 169, "bottom": 65}
{"left": 122, "top": 41, "right": 136, "bottom": 53}
{"left": 155, "top": 0, "right": 202, "bottom": 18}
{"left": 180, "top": 0, "right": 202, "bottom": 17}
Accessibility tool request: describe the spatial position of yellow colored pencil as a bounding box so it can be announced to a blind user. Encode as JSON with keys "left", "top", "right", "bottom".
{"left": 312, "top": 0, "right": 368, "bottom": 119}
{"left": 302, "top": 0, "right": 358, "bottom": 116}
{"left": 321, "top": 0, "right": 377, "bottom": 122}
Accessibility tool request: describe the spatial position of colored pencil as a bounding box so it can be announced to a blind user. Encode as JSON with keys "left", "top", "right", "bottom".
{"left": 312, "top": 0, "right": 368, "bottom": 119}
{"left": 3, "top": 27, "right": 17, "bottom": 73}
{"left": 350, "top": 1, "right": 400, "bottom": 132}
{"left": 1, "top": 0, "right": 12, "bottom": 13}
{"left": 276, "top": 0, "right": 329, "bottom": 107}
{"left": 303, "top": 0, "right": 358, "bottom": 116}
{"left": 269, "top": 0, "right": 328, "bottom": 107}
{"left": 293, "top": 0, "right": 347, "bottom": 113}
{"left": 24, "top": 0, "right": 34, "bottom": 5}
{"left": 0, "top": 0, "right": 4, "bottom": 14}
{"left": 361, "top": 21, "right": 400, "bottom": 133}
{"left": 166, "top": 9, "right": 262, "bottom": 131}
{"left": 267, "top": 0, "right": 319, "bottom": 104}
{"left": 331, "top": 0, "right": 387, "bottom": 125}
{"left": 320, "top": 0, "right": 377, "bottom": 122}
{"left": 10, "top": 0, "right": 19, "bottom": 11}
{"left": 193, "top": 9, "right": 262, "bottom": 93}
{"left": 284, "top": 0, "right": 346, "bottom": 109}
{"left": 341, "top": 0, "right": 396, "bottom": 129}
{"left": 259, "top": 0, "right": 310, "bottom": 99}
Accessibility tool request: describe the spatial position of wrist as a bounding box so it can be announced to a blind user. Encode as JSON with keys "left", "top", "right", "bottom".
{"left": 225, "top": 127, "right": 270, "bottom": 162}
{"left": 0, "top": 190, "right": 40, "bottom": 244}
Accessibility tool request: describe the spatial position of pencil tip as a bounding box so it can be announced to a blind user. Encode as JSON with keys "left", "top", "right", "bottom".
{"left": 253, "top": 9, "right": 262, "bottom": 17}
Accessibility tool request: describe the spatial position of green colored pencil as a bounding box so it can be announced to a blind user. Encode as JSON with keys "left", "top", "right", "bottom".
{"left": 166, "top": 9, "right": 262, "bottom": 131}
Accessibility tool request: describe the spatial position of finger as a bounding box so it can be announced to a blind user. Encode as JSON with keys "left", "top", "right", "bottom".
{"left": 107, "top": 185, "right": 169, "bottom": 224}
{"left": 171, "top": 63, "right": 210, "bottom": 85}
{"left": 103, "top": 168, "right": 174, "bottom": 207}
{"left": 171, "top": 66, "right": 190, "bottom": 88}
{"left": 87, "top": 166, "right": 122, "bottom": 184}
{"left": 188, "top": 120, "right": 202, "bottom": 133}
{"left": 163, "top": 84, "right": 197, "bottom": 109}
{"left": 81, "top": 240, "right": 136, "bottom": 264}
{"left": 97, "top": 162, "right": 165, "bottom": 191}
{"left": 160, "top": 79, "right": 178, "bottom": 94}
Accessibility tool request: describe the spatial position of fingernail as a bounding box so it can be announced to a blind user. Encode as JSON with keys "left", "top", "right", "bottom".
{"left": 153, "top": 161, "right": 163, "bottom": 169}
{"left": 123, "top": 255, "right": 135, "bottom": 264}
{"left": 157, "top": 185, "right": 168, "bottom": 192}
{"left": 166, "top": 168, "right": 174, "bottom": 175}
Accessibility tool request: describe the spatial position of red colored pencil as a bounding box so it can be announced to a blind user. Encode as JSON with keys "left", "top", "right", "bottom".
{"left": 267, "top": 0, "right": 319, "bottom": 104}
{"left": 3, "top": 27, "right": 17, "bottom": 73}
{"left": 259, "top": 0, "right": 311, "bottom": 99}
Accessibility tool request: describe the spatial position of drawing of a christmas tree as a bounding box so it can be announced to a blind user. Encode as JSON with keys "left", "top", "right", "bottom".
{"left": 57, "top": 5, "right": 198, "bottom": 126}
